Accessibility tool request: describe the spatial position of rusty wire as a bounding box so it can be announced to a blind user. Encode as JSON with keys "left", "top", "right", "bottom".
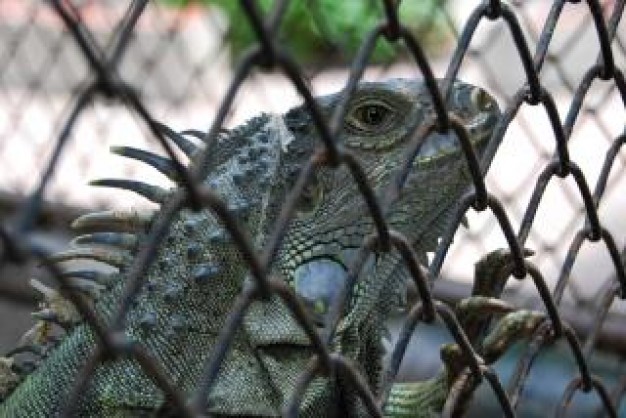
{"left": 0, "top": 0, "right": 625, "bottom": 416}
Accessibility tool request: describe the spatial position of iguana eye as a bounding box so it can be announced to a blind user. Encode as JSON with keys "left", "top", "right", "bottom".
{"left": 346, "top": 101, "right": 395, "bottom": 133}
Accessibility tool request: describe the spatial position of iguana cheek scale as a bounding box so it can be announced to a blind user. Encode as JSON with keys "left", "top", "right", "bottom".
{"left": 0, "top": 79, "right": 513, "bottom": 417}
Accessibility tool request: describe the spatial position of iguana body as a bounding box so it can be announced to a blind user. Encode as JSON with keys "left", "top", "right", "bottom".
{"left": 0, "top": 79, "right": 503, "bottom": 417}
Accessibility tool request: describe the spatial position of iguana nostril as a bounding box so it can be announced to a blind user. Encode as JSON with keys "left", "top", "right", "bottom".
{"left": 293, "top": 258, "right": 347, "bottom": 326}
{"left": 471, "top": 88, "right": 494, "bottom": 112}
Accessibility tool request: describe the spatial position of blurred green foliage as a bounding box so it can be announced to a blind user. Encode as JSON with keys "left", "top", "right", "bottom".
{"left": 159, "top": 0, "right": 450, "bottom": 65}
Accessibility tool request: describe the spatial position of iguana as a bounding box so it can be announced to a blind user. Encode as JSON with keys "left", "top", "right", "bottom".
{"left": 0, "top": 79, "right": 540, "bottom": 416}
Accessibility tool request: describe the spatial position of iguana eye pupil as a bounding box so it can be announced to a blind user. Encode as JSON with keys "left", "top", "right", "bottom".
{"left": 360, "top": 105, "right": 387, "bottom": 126}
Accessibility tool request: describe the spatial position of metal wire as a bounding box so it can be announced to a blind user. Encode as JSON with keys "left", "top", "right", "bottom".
{"left": 0, "top": 0, "right": 625, "bottom": 416}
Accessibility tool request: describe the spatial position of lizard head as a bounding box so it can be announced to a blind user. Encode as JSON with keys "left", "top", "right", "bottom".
{"left": 244, "top": 79, "right": 500, "bottom": 414}
{"left": 280, "top": 79, "right": 499, "bottom": 327}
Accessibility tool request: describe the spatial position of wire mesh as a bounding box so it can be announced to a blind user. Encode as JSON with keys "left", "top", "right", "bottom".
{"left": 0, "top": 0, "right": 625, "bottom": 416}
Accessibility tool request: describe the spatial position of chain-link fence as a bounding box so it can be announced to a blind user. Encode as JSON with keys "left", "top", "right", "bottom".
{"left": 0, "top": 0, "right": 625, "bottom": 416}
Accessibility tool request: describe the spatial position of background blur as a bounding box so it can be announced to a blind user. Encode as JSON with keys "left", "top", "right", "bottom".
{"left": 0, "top": 1, "right": 624, "bottom": 416}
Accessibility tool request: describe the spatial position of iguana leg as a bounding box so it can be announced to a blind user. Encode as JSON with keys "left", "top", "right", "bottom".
{"left": 384, "top": 249, "right": 546, "bottom": 417}
{"left": 480, "top": 309, "right": 545, "bottom": 364}
{"left": 0, "top": 357, "right": 20, "bottom": 400}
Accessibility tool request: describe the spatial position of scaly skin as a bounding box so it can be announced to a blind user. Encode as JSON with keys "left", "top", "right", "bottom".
{"left": 0, "top": 79, "right": 501, "bottom": 417}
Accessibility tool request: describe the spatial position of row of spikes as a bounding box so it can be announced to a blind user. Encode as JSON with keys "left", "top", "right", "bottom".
{"left": 0, "top": 124, "right": 214, "bottom": 391}
{"left": 90, "top": 123, "right": 211, "bottom": 204}
{"left": 43, "top": 122, "right": 208, "bottom": 299}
